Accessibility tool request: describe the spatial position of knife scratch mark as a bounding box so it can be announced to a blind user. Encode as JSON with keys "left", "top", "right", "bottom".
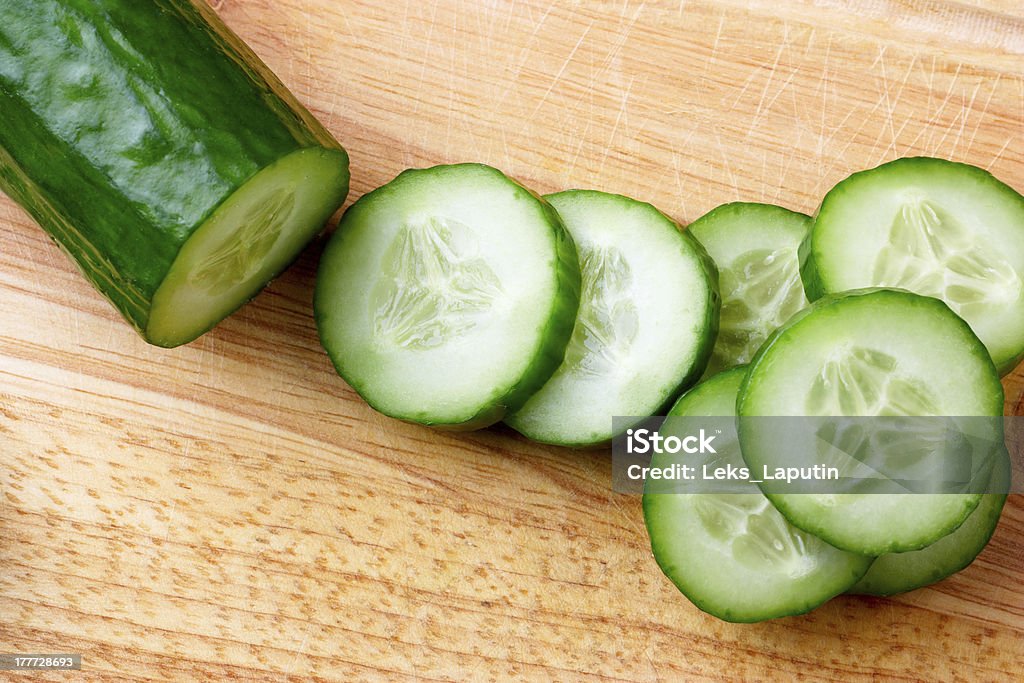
{"left": 925, "top": 62, "right": 963, "bottom": 154}
{"left": 701, "top": 10, "right": 727, "bottom": 90}
{"left": 965, "top": 73, "right": 1001, "bottom": 156}
{"left": 597, "top": 74, "right": 635, "bottom": 177}
{"left": 712, "top": 131, "right": 740, "bottom": 200}
{"left": 495, "top": 3, "right": 555, "bottom": 111}
{"left": 986, "top": 137, "right": 1013, "bottom": 171}
{"left": 752, "top": 22, "right": 793, "bottom": 123}
{"left": 873, "top": 45, "right": 900, "bottom": 160}
{"left": 524, "top": 23, "right": 593, "bottom": 128}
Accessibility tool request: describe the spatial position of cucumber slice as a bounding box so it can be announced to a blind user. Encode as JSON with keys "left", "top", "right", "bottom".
{"left": 737, "top": 289, "right": 1003, "bottom": 554}
{"left": 688, "top": 202, "right": 810, "bottom": 375}
{"left": 315, "top": 164, "right": 580, "bottom": 429}
{"left": 849, "top": 446, "right": 1010, "bottom": 596}
{"left": 643, "top": 368, "right": 872, "bottom": 623}
{"left": 0, "top": 0, "right": 349, "bottom": 347}
{"left": 504, "top": 190, "right": 718, "bottom": 446}
{"left": 802, "top": 157, "right": 1024, "bottom": 375}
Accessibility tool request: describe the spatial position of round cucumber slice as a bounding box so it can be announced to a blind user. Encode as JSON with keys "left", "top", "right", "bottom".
{"left": 849, "top": 446, "right": 1010, "bottom": 596}
{"left": 688, "top": 202, "right": 810, "bottom": 375}
{"left": 148, "top": 147, "right": 349, "bottom": 347}
{"left": 802, "top": 157, "right": 1024, "bottom": 375}
{"left": 643, "top": 368, "right": 872, "bottom": 623}
{"left": 314, "top": 164, "right": 580, "bottom": 429}
{"left": 504, "top": 190, "right": 719, "bottom": 446}
{"left": 737, "top": 289, "right": 1003, "bottom": 555}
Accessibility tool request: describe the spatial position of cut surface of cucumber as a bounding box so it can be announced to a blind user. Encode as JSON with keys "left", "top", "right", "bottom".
{"left": 802, "top": 157, "right": 1024, "bottom": 374}
{"left": 315, "top": 164, "right": 580, "bottom": 429}
{"left": 737, "top": 289, "right": 1003, "bottom": 555}
{"left": 504, "top": 190, "right": 718, "bottom": 446}
{"left": 148, "top": 148, "right": 348, "bottom": 346}
{"left": 688, "top": 202, "right": 810, "bottom": 375}
{"left": 643, "top": 368, "right": 872, "bottom": 623}
{"left": 0, "top": 0, "right": 349, "bottom": 347}
{"left": 849, "top": 447, "right": 1010, "bottom": 596}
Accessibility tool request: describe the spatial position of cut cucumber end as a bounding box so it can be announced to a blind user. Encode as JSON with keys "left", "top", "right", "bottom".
{"left": 147, "top": 147, "right": 349, "bottom": 347}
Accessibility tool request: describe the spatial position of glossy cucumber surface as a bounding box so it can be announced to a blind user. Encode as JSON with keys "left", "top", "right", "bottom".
{"left": 0, "top": 0, "right": 349, "bottom": 346}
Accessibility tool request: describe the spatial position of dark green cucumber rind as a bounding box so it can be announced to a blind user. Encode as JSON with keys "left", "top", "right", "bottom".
{"left": 689, "top": 202, "right": 812, "bottom": 242}
{"left": 800, "top": 157, "right": 1024, "bottom": 375}
{"left": 315, "top": 164, "right": 581, "bottom": 430}
{"left": 736, "top": 288, "right": 1002, "bottom": 554}
{"left": 496, "top": 187, "right": 582, "bottom": 420}
{"left": 669, "top": 218, "right": 721, "bottom": 407}
{"left": 666, "top": 365, "right": 748, "bottom": 416}
{"left": 848, "top": 449, "right": 1010, "bottom": 596}
{"left": 645, "top": 368, "right": 873, "bottom": 623}
{"left": 797, "top": 226, "right": 826, "bottom": 303}
{"left": 0, "top": 0, "right": 347, "bottom": 341}
{"left": 504, "top": 189, "right": 719, "bottom": 447}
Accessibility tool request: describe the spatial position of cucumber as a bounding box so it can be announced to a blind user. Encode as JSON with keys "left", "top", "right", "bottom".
{"left": 0, "top": 0, "right": 349, "bottom": 347}
{"left": 737, "top": 288, "right": 1004, "bottom": 555}
{"left": 849, "top": 446, "right": 1010, "bottom": 596}
{"left": 315, "top": 164, "right": 580, "bottom": 429}
{"left": 643, "top": 368, "right": 872, "bottom": 623}
{"left": 801, "top": 157, "right": 1024, "bottom": 375}
{"left": 688, "top": 202, "right": 810, "bottom": 375}
{"left": 504, "top": 190, "right": 719, "bottom": 446}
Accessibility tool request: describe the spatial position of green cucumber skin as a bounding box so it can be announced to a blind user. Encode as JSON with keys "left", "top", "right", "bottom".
{"left": 800, "top": 157, "right": 1024, "bottom": 374}
{"left": 0, "top": 0, "right": 348, "bottom": 342}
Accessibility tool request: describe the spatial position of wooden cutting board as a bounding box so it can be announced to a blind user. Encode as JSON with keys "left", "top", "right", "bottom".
{"left": 2, "top": 0, "right": 1023, "bottom": 679}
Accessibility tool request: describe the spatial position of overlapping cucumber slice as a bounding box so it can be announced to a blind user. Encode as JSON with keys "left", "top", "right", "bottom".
{"left": 688, "top": 202, "right": 810, "bottom": 375}
{"left": 737, "top": 289, "right": 1004, "bottom": 555}
{"left": 314, "top": 164, "right": 580, "bottom": 429}
{"left": 849, "top": 446, "right": 1010, "bottom": 596}
{"left": 505, "top": 190, "right": 719, "bottom": 446}
{"left": 643, "top": 368, "right": 872, "bottom": 622}
{"left": 802, "top": 157, "right": 1024, "bottom": 375}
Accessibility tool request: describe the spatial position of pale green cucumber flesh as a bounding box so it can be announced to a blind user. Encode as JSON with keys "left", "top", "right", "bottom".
{"left": 849, "top": 448, "right": 1010, "bottom": 596}
{"left": 643, "top": 368, "right": 872, "bottom": 623}
{"left": 688, "top": 202, "right": 810, "bottom": 376}
{"left": 803, "top": 157, "right": 1024, "bottom": 375}
{"left": 147, "top": 148, "right": 348, "bottom": 347}
{"left": 314, "top": 163, "right": 580, "bottom": 429}
{"left": 738, "top": 289, "right": 1003, "bottom": 555}
{"left": 505, "top": 190, "right": 719, "bottom": 447}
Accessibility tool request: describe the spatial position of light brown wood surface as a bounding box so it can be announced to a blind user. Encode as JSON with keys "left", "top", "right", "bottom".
{"left": 2, "top": 0, "right": 1024, "bottom": 680}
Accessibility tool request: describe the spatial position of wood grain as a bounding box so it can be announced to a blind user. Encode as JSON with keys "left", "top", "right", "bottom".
{"left": 2, "top": 0, "right": 1023, "bottom": 679}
